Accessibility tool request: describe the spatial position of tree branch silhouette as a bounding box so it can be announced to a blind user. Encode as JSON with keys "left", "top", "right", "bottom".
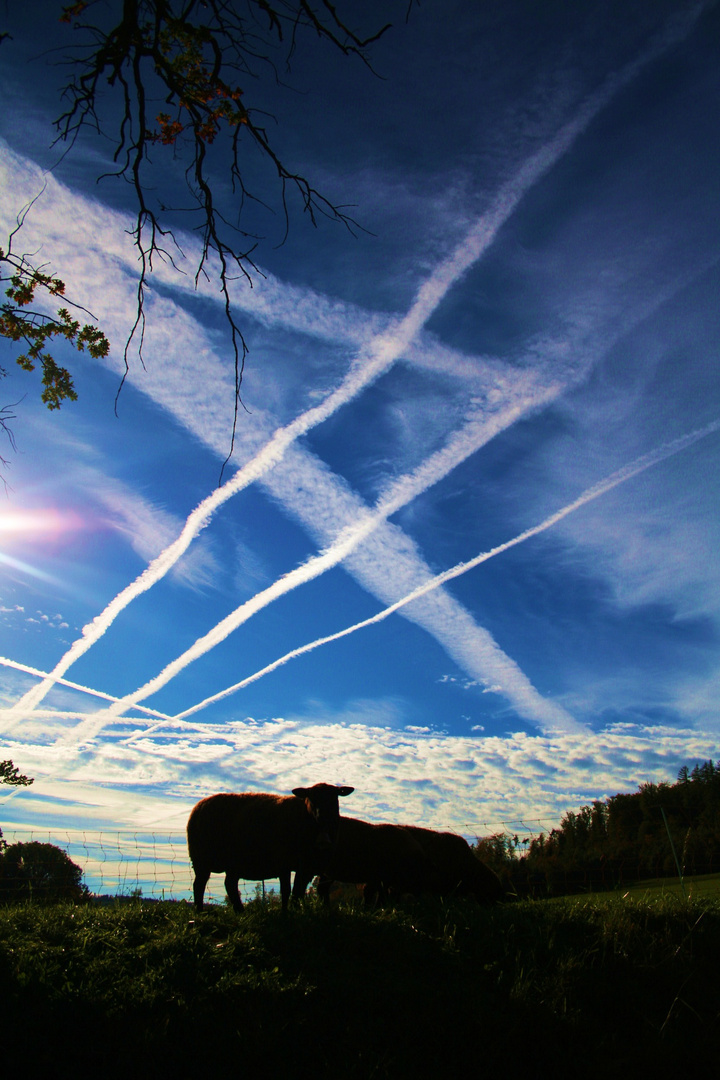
{"left": 47, "top": 0, "right": 394, "bottom": 477}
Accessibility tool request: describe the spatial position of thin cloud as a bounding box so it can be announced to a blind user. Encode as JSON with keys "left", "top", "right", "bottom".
{"left": 52, "top": 277, "right": 715, "bottom": 742}
{"left": 91, "top": 482, "right": 221, "bottom": 591}
{"left": 5, "top": 184, "right": 527, "bottom": 713}
{"left": 2, "top": 165, "right": 559, "bottom": 733}
{"left": 7, "top": 0, "right": 695, "bottom": 697}
{"left": 3, "top": 6, "right": 705, "bottom": 740}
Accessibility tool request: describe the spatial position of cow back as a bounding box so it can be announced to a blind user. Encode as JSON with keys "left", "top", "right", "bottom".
{"left": 320, "top": 816, "right": 435, "bottom": 894}
{"left": 187, "top": 792, "right": 308, "bottom": 878}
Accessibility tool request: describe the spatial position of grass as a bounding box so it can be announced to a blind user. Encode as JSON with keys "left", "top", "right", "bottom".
{"left": 1, "top": 892, "right": 718, "bottom": 1077}
{"left": 549, "top": 870, "right": 720, "bottom": 903}
{"left": 620, "top": 871, "right": 720, "bottom": 900}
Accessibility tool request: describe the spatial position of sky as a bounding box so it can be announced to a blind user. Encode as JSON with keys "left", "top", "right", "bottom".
{"left": 0, "top": 0, "right": 719, "bottom": 889}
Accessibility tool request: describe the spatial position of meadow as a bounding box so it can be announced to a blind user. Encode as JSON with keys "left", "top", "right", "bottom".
{"left": 1, "top": 886, "right": 718, "bottom": 1078}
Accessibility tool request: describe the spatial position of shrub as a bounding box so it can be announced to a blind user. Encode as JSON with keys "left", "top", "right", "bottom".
{"left": 0, "top": 841, "right": 88, "bottom": 904}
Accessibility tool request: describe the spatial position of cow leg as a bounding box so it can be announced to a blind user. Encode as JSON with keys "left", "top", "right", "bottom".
{"left": 291, "top": 867, "right": 312, "bottom": 904}
{"left": 193, "top": 867, "right": 210, "bottom": 912}
{"left": 224, "top": 872, "right": 243, "bottom": 912}
{"left": 316, "top": 875, "right": 332, "bottom": 907}
{"left": 363, "top": 881, "right": 385, "bottom": 908}
{"left": 279, "top": 869, "right": 292, "bottom": 911}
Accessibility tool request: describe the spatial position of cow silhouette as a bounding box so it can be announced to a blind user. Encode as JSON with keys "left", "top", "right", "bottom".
{"left": 187, "top": 784, "right": 354, "bottom": 912}
{"left": 317, "top": 818, "right": 504, "bottom": 905}
{"left": 401, "top": 825, "right": 504, "bottom": 902}
{"left": 315, "top": 816, "right": 436, "bottom": 904}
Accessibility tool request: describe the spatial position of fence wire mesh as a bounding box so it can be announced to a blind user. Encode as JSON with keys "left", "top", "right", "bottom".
{"left": 1, "top": 819, "right": 555, "bottom": 904}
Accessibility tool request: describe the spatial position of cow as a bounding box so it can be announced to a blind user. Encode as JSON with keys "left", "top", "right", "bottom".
{"left": 318, "top": 820, "right": 505, "bottom": 906}
{"left": 314, "top": 816, "right": 436, "bottom": 906}
{"left": 186, "top": 783, "right": 354, "bottom": 912}
{"left": 400, "top": 825, "right": 505, "bottom": 903}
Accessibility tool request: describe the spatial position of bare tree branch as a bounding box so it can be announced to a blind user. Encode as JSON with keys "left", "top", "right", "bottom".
{"left": 46, "top": 0, "right": 395, "bottom": 479}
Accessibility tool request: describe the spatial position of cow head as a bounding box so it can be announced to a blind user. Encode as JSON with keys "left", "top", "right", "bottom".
{"left": 292, "top": 783, "right": 354, "bottom": 850}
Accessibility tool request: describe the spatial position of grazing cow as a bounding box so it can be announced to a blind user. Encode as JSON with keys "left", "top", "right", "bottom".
{"left": 400, "top": 825, "right": 505, "bottom": 902}
{"left": 315, "top": 816, "right": 436, "bottom": 905}
{"left": 187, "top": 783, "right": 354, "bottom": 912}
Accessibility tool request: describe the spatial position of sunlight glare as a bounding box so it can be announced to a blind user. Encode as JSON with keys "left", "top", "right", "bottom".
{"left": 0, "top": 508, "right": 84, "bottom": 540}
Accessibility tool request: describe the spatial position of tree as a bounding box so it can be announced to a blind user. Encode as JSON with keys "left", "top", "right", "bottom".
{"left": 1, "top": 199, "right": 110, "bottom": 458}
{"left": 0, "top": 759, "right": 35, "bottom": 854}
{"left": 0, "top": 840, "right": 88, "bottom": 903}
{"left": 0, "top": 758, "right": 34, "bottom": 787}
{"left": 473, "top": 832, "right": 522, "bottom": 891}
{"left": 518, "top": 760, "right": 720, "bottom": 895}
{"left": 0, "top": 759, "right": 89, "bottom": 902}
{"left": 0, "top": 1, "right": 400, "bottom": 471}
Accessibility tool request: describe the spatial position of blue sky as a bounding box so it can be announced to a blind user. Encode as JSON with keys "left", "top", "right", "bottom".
{"left": 1, "top": 0, "right": 719, "bottom": 853}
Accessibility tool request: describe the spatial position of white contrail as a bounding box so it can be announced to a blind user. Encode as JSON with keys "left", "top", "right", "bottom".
{"left": 60, "top": 384, "right": 562, "bottom": 742}
{"left": 173, "top": 418, "right": 720, "bottom": 720}
{"left": 0, "top": 708, "right": 150, "bottom": 724}
{"left": 63, "top": 406, "right": 718, "bottom": 743}
{"left": 12, "top": 9, "right": 696, "bottom": 721}
{"left": 0, "top": 656, "right": 174, "bottom": 721}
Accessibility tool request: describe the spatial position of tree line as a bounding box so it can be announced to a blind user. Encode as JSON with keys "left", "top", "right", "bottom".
{"left": 475, "top": 760, "right": 720, "bottom": 896}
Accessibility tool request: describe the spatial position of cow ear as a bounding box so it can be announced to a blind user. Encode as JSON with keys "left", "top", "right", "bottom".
{"left": 291, "top": 787, "right": 308, "bottom": 799}
{"left": 338, "top": 786, "right": 354, "bottom": 797}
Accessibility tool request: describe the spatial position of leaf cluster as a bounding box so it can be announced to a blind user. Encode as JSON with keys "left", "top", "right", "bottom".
{"left": 1, "top": 240, "right": 109, "bottom": 410}
{"left": 0, "top": 759, "right": 34, "bottom": 787}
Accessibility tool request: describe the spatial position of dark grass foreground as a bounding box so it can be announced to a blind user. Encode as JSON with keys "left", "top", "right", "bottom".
{"left": 1, "top": 894, "right": 718, "bottom": 1078}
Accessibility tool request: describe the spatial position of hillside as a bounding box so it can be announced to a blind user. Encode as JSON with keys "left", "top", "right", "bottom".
{"left": 1, "top": 892, "right": 718, "bottom": 1077}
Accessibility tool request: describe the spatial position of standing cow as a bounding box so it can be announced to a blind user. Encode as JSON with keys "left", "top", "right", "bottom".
{"left": 187, "top": 783, "right": 354, "bottom": 912}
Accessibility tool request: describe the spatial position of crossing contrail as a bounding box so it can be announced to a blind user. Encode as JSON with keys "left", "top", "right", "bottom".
{"left": 0, "top": 656, "right": 174, "bottom": 721}
{"left": 12, "top": 2, "right": 704, "bottom": 728}
{"left": 172, "top": 418, "right": 720, "bottom": 720}
{"left": 59, "top": 385, "right": 564, "bottom": 742}
{"left": 9, "top": 95, "right": 568, "bottom": 719}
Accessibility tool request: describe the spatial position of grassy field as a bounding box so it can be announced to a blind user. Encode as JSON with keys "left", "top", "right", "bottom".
{"left": 619, "top": 871, "right": 720, "bottom": 900}
{"left": 547, "top": 871, "right": 720, "bottom": 903}
{"left": 1, "top": 891, "right": 718, "bottom": 1078}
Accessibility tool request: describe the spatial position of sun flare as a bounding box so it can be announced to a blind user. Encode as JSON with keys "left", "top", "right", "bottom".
{"left": 0, "top": 509, "right": 84, "bottom": 538}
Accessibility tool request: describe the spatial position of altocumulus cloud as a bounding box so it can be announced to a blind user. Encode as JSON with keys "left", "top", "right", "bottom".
{"left": 3, "top": 714, "right": 718, "bottom": 838}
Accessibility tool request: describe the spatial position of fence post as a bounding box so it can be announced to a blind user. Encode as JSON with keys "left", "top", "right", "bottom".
{"left": 660, "top": 807, "right": 687, "bottom": 900}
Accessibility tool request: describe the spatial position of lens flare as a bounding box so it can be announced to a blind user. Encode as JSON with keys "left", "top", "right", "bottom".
{"left": 0, "top": 508, "right": 84, "bottom": 538}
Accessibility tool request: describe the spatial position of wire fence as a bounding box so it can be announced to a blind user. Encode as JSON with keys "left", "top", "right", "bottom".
{"left": 1, "top": 827, "right": 192, "bottom": 901}
{"left": 0, "top": 819, "right": 555, "bottom": 904}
